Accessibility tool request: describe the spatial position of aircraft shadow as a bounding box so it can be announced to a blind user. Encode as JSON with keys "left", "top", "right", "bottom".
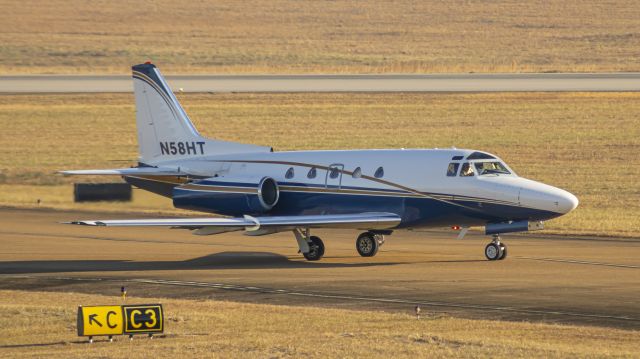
{"left": 0, "top": 252, "right": 402, "bottom": 274}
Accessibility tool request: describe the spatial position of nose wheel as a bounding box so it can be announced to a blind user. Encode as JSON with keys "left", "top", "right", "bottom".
{"left": 485, "top": 235, "right": 507, "bottom": 261}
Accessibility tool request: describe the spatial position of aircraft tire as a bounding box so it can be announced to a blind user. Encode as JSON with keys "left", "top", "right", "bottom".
{"left": 484, "top": 242, "right": 502, "bottom": 261}
{"left": 498, "top": 244, "right": 508, "bottom": 260}
{"left": 303, "top": 236, "right": 325, "bottom": 261}
{"left": 356, "top": 232, "right": 379, "bottom": 257}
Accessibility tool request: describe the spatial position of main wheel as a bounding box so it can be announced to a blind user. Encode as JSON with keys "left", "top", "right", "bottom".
{"left": 498, "top": 243, "right": 507, "bottom": 260}
{"left": 303, "top": 235, "right": 325, "bottom": 261}
{"left": 356, "top": 232, "right": 379, "bottom": 257}
{"left": 375, "top": 234, "right": 386, "bottom": 246}
{"left": 484, "top": 243, "right": 502, "bottom": 261}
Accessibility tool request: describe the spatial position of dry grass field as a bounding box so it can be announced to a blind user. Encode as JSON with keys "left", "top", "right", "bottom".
{"left": 1, "top": 0, "right": 639, "bottom": 74}
{"left": 0, "top": 290, "right": 638, "bottom": 358}
{"left": 0, "top": 92, "right": 638, "bottom": 237}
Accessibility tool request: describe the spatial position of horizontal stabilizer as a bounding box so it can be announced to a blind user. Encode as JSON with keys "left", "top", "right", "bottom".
{"left": 58, "top": 167, "right": 189, "bottom": 176}
{"left": 65, "top": 212, "right": 401, "bottom": 235}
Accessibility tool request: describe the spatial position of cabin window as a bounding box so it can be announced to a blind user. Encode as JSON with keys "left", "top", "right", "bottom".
{"left": 307, "top": 167, "right": 317, "bottom": 179}
{"left": 460, "top": 162, "right": 475, "bottom": 177}
{"left": 329, "top": 167, "right": 340, "bottom": 179}
{"left": 474, "top": 161, "right": 511, "bottom": 175}
{"left": 451, "top": 155, "right": 464, "bottom": 160}
{"left": 285, "top": 167, "right": 295, "bottom": 179}
{"left": 446, "top": 163, "right": 460, "bottom": 176}
{"left": 374, "top": 167, "right": 384, "bottom": 178}
{"left": 352, "top": 167, "right": 362, "bottom": 178}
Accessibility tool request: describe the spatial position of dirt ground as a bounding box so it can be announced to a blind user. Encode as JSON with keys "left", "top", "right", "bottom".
{"left": 2, "top": 0, "right": 639, "bottom": 74}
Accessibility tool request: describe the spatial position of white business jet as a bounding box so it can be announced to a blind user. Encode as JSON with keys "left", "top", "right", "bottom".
{"left": 62, "top": 63, "right": 579, "bottom": 261}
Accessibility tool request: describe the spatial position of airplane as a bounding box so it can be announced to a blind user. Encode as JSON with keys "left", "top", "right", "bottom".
{"left": 61, "top": 62, "right": 579, "bottom": 261}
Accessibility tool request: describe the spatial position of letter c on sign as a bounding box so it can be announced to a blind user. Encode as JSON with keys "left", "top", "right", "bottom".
{"left": 106, "top": 310, "right": 117, "bottom": 329}
{"left": 130, "top": 309, "right": 142, "bottom": 328}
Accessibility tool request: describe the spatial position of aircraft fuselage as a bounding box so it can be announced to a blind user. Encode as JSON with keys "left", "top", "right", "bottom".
{"left": 126, "top": 148, "right": 578, "bottom": 230}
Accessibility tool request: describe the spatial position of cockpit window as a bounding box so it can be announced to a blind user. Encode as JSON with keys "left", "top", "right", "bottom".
{"left": 466, "top": 151, "right": 496, "bottom": 160}
{"left": 460, "top": 162, "right": 475, "bottom": 177}
{"left": 474, "top": 161, "right": 511, "bottom": 175}
{"left": 446, "top": 163, "right": 459, "bottom": 176}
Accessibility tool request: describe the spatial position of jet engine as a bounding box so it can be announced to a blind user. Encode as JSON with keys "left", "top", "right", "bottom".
{"left": 172, "top": 176, "right": 280, "bottom": 216}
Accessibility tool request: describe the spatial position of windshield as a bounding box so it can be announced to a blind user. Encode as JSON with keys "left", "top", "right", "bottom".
{"left": 474, "top": 161, "right": 511, "bottom": 175}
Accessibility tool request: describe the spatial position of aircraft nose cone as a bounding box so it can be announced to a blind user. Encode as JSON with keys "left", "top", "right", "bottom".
{"left": 518, "top": 179, "right": 579, "bottom": 217}
{"left": 555, "top": 190, "right": 579, "bottom": 214}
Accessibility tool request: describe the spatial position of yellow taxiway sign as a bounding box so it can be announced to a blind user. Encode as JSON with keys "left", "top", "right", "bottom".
{"left": 77, "top": 304, "right": 164, "bottom": 339}
{"left": 77, "top": 305, "right": 124, "bottom": 336}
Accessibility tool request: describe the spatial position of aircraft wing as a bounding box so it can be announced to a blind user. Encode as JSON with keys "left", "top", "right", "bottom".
{"left": 66, "top": 212, "right": 401, "bottom": 235}
{"left": 58, "top": 167, "right": 188, "bottom": 176}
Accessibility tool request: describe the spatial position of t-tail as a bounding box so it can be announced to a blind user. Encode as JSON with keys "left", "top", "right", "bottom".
{"left": 132, "top": 62, "right": 270, "bottom": 165}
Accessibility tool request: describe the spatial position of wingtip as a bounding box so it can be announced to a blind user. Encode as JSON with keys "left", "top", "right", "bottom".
{"left": 62, "top": 221, "right": 89, "bottom": 225}
{"left": 62, "top": 220, "right": 105, "bottom": 226}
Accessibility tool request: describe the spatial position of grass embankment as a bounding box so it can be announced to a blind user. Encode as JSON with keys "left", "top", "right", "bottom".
{"left": 0, "top": 290, "right": 637, "bottom": 358}
{"left": 1, "top": 0, "right": 639, "bottom": 74}
{"left": 0, "top": 93, "right": 638, "bottom": 237}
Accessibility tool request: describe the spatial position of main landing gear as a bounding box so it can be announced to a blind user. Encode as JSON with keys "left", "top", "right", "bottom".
{"left": 293, "top": 228, "right": 325, "bottom": 261}
{"left": 484, "top": 235, "right": 507, "bottom": 261}
{"left": 304, "top": 235, "right": 325, "bottom": 261}
{"left": 356, "top": 231, "right": 385, "bottom": 257}
{"left": 293, "top": 229, "right": 387, "bottom": 261}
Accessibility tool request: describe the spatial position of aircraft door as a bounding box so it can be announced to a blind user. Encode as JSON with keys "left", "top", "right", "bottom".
{"left": 325, "top": 163, "right": 344, "bottom": 189}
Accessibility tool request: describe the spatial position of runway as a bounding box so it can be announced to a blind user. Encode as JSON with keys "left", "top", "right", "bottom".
{"left": 1, "top": 207, "right": 639, "bottom": 329}
{"left": 2, "top": 73, "right": 640, "bottom": 93}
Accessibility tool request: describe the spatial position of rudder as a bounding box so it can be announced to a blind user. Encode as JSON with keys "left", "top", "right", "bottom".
{"left": 132, "top": 63, "right": 269, "bottom": 164}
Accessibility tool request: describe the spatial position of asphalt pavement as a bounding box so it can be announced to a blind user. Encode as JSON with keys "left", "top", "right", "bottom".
{"left": 1, "top": 208, "right": 639, "bottom": 329}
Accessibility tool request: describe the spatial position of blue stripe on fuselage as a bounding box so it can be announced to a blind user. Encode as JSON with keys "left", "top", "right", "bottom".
{"left": 173, "top": 188, "right": 560, "bottom": 227}
{"left": 189, "top": 180, "right": 516, "bottom": 205}
{"left": 194, "top": 179, "right": 260, "bottom": 187}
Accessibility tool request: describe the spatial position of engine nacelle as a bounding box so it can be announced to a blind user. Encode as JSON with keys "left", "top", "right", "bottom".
{"left": 172, "top": 176, "right": 280, "bottom": 216}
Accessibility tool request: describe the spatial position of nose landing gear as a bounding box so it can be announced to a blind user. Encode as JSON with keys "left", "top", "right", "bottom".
{"left": 485, "top": 235, "right": 507, "bottom": 261}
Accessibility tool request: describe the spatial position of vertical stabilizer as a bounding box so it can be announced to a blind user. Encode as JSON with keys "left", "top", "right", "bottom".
{"left": 132, "top": 63, "right": 270, "bottom": 164}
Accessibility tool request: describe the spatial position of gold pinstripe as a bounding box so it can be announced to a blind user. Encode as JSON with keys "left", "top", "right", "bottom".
{"left": 127, "top": 175, "right": 189, "bottom": 185}
{"left": 127, "top": 172, "right": 517, "bottom": 208}
{"left": 212, "top": 159, "right": 519, "bottom": 209}
{"left": 179, "top": 184, "right": 257, "bottom": 194}
{"left": 132, "top": 71, "right": 181, "bottom": 120}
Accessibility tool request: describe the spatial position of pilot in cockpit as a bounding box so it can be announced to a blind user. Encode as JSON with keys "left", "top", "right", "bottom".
{"left": 461, "top": 163, "right": 474, "bottom": 177}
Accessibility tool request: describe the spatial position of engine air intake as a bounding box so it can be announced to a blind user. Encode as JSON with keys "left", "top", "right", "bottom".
{"left": 172, "top": 176, "right": 280, "bottom": 216}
